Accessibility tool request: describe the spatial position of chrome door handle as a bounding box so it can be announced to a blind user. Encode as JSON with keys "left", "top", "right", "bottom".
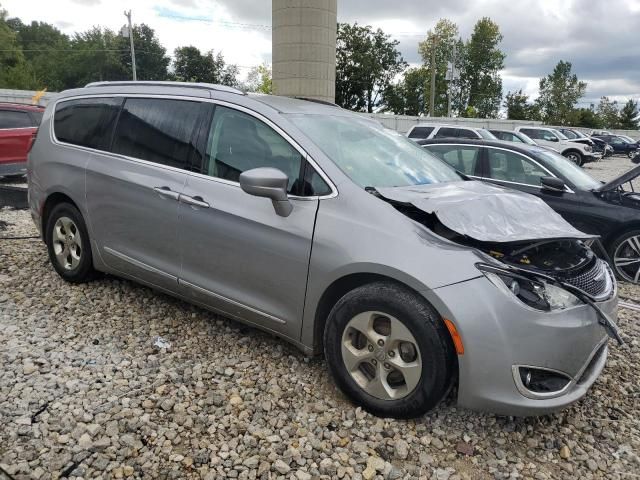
{"left": 180, "top": 194, "right": 210, "bottom": 209}
{"left": 153, "top": 186, "right": 180, "bottom": 201}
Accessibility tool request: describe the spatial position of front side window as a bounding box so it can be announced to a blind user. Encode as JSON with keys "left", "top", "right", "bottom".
{"left": 486, "top": 148, "right": 548, "bottom": 187}
{"left": 456, "top": 129, "right": 479, "bottom": 139}
{"left": 0, "top": 110, "right": 33, "bottom": 129}
{"left": 55, "top": 97, "right": 122, "bottom": 150}
{"left": 203, "top": 106, "right": 305, "bottom": 194}
{"left": 435, "top": 127, "right": 459, "bottom": 138}
{"left": 425, "top": 145, "right": 481, "bottom": 176}
{"left": 408, "top": 126, "right": 434, "bottom": 139}
{"left": 112, "top": 98, "right": 201, "bottom": 169}
{"left": 287, "top": 114, "right": 461, "bottom": 188}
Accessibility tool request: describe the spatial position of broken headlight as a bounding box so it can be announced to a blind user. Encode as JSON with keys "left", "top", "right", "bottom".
{"left": 477, "top": 264, "right": 583, "bottom": 311}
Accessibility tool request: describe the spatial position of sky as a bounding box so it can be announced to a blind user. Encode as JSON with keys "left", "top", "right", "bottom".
{"left": 3, "top": 0, "right": 640, "bottom": 107}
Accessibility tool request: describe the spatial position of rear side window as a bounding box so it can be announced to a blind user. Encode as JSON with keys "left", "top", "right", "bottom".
{"left": 520, "top": 128, "right": 541, "bottom": 139}
{"left": 54, "top": 98, "right": 122, "bottom": 150}
{"left": 0, "top": 110, "right": 32, "bottom": 128}
{"left": 112, "top": 98, "right": 201, "bottom": 169}
{"left": 434, "top": 127, "right": 458, "bottom": 138}
{"left": 425, "top": 144, "right": 481, "bottom": 176}
{"left": 408, "top": 126, "right": 434, "bottom": 139}
{"left": 30, "top": 111, "right": 43, "bottom": 126}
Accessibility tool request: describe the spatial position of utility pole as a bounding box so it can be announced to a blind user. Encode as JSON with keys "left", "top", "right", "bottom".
{"left": 429, "top": 39, "right": 436, "bottom": 117}
{"left": 124, "top": 10, "right": 137, "bottom": 81}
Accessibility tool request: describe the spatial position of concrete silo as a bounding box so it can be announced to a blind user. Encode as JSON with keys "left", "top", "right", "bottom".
{"left": 272, "top": 0, "right": 337, "bottom": 103}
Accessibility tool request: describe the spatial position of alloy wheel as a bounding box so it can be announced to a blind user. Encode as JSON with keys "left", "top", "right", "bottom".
{"left": 614, "top": 235, "right": 640, "bottom": 283}
{"left": 341, "top": 311, "right": 422, "bottom": 400}
{"left": 52, "top": 216, "right": 83, "bottom": 271}
{"left": 566, "top": 153, "right": 581, "bottom": 165}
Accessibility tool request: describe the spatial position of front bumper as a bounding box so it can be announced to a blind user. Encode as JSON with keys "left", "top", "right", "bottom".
{"left": 430, "top": 275, "right": 616, "bottom": 416}
{"left": 0, "top": 161, "right": 27, "bottom": 177}
{"left": 583, "top": 152, "right": 602, "bottom": 163}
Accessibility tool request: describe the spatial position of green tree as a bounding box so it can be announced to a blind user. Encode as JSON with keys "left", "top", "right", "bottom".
{"left": 618, "top": 99, "right": 639, "bottom": 130}
{"left": 7, "top": 18, "right": 70, "bottom": 91}
{"left": 459, "top": 17, "right": 505, "bottom": 118}
{"left": 382, "top": 67, "right": 430, "bottom": 115}
{"left": 244, "top": 63, "right": 272, "bottom": 94}
{"left": 173, "top": 46, "right": 238, "bottom": 86}
{"left": 0, "top": 7, "right": 35, "bottom": 89}
{"left": 567, "top": 107, "right": 602, "bottom": 129}
{"left": 535, "top": 61, "right": 586, "bottom": 125}
{"left": 597, "top": 96, "right": 620, "bottom": 129}
{"left": 417, "top": 19, "right": 461, "bottom": 116}
{"left": 116, "top": 24, "right": 170, "bottom": 81}
{"left": 336, "top": 22, "right": 407, "bottom": 112}
{"left": 503, "top": 89, "right": 536, "bottom": 120}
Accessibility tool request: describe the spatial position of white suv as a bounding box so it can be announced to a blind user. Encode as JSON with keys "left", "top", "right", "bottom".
{"left": 407, "top": 124, "right": 497, "bottom": 141}
{"left": 515, "top": 126, "right": 600, "bottom": 166}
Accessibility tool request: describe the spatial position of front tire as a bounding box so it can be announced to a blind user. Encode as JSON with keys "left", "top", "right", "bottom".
{"left": 45, "top": 203, "right": 95, "bottom": 283}
{"left": 564, "top": 151, "right": 583, "bottom": 166}
{"left": 323, "top": 282, "right": 456, "bottom": 418}
{"left": 609, "top": 230, "right": 640, "bottom": 283}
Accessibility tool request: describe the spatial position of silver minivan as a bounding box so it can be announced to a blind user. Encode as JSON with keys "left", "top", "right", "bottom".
{"left": 29, "top": 82, "right": 620, "bottom": 418}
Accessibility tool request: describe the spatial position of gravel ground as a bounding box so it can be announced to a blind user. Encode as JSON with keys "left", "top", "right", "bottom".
{"left": 1, "top": 158, "right": 640, "bottom": 480}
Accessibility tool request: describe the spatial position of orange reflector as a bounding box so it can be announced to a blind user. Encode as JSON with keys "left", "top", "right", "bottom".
{"left": 444, "top": 318, "right": 464, "bottom": 355}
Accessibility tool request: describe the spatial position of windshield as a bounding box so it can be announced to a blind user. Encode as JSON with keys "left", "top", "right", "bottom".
{"left": 536, "top": 150, "right": 601, "bottom": 190}
{"left": 288, "top": 114, "right": 462, "bottom": 188}
{"left": 478, "top": 129, "right": 497, "bottom": 140}
{"left": 551, "top": 129, "right": 569, "bottom": 140}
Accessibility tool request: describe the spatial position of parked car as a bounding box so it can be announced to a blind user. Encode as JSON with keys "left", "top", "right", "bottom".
{"left": 30, "top": 81, "right": 619, "bottom": 418}
{"left": 557, "top": 128, "right": 614, "bottom": 157}
{"left": 592, "top": 134, "right": 640, "bottom": 158}
{"left": 489, "top": 129, "right": 544, "bottom": 147}
{"left": 419, "top": 137, "right": 640, "bottom": 283}
{"left": 406, "top": 124, "right": 497, "bottom": 141}
{"left": 0, "top": 103, "right": 44, "bottom": 178}
{"left": 514, "top": 126, "right": 600, "bottom": 166}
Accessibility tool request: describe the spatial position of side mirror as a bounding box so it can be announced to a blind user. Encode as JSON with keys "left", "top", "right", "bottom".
{"left": 239, "top": 167, "right": 293, "bottom": 217}
{"left": 549, "top": 136, "right": 559, "bottom": 142}
{"left": 540, "top": 176, "right": 566, "bottom": 192}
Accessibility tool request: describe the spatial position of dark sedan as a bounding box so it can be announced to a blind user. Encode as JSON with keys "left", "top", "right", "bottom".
{"left": 418, "top": 138, "right": 640, "bottom": 283}
{"left": 592, "top": 134, "right": 639, "bottom": 158}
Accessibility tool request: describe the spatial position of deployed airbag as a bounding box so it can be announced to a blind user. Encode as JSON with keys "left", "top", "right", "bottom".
{"left": 377, "top": 181, "right": 596, "bottom": 243}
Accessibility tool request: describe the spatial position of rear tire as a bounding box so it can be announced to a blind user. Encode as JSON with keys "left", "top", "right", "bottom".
{"left": 609, "top": 230, "right": 640, "bottom": 284}
{"left": 323, "top": 281, "right": 456, "bottom": 418}
{"left": 564, "top": 151, "right": 583, "bottom": 166}
{"left": 45, "top": 203, "right": 95, "bottom": 283}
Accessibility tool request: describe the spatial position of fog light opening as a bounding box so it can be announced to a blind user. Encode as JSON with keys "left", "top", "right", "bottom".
{"left": 517, "top": 367, "right": 571, "bottom": 395}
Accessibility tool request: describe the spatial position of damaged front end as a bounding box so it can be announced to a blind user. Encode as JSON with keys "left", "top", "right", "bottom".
{"left": 373, "top": 181, "right": 621, "bottom": 344}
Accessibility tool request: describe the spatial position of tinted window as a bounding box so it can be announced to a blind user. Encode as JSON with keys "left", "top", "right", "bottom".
{"left": 408, "top": 126, "right": 434, "bottom": 139}
{"left": 486, "top": 148, "right": 548, "bottom": 186}
{"left": 520, "top": 128, "right": 541, "bottom": 140}
{"left": 0, "top": 110, "right": 32, "bottom": 128}
{"left": 300, "top": 162, "right": 332, "bottom": 196}
{"left": 55, "top": 98, "right": 122, "bottom": 150}
{"left": 435, "top": 127, "right": 459, "bottom": 138}
{"left": 425, "top": 145, "right": 481, "bottom": 175}
{"left": 203, "top": 106, "right": 303, "bottom": 193}
{"left": 30, "top": 111, "right": 43, "bottom": 126}
{"left": 456, "top": 129, "right": 479, "bottom": 139}
{"left": 112, "top": 98, "right": 201, "bottom": 169}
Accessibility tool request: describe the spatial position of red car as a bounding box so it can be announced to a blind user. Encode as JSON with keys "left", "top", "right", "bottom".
{"left": 0, "top": 103, "right": 44, "bottom": 178}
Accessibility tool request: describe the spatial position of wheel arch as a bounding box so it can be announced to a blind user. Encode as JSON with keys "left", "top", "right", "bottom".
{"left": 604, "top": 222, "right": 640, "bottom": 252}
{"left": 41, "top": 191, "right": 81, "bottom": 242}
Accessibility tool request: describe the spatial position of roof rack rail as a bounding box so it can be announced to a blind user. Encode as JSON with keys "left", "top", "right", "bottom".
{"left": 84, "top": 81, "right": 245, "bottom": 96}
{"left": 294, "top": 97, "right": 339, "bottom": 107}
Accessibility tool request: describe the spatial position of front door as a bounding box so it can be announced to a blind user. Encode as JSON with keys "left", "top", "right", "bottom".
{"left": 86, "top": 97, "right": 204, "bottom": 291}
{"left": 177, "top": 103, "right": 330, "bottom": 339}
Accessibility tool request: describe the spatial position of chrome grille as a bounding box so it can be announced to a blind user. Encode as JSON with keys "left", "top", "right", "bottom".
{"left": 562, "top": 260, "right": 613, "bottom": 300}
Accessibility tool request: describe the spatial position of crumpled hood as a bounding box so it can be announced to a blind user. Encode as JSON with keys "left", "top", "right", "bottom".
{"left": 377, "top": 181, "right": 596, "bottom": 243}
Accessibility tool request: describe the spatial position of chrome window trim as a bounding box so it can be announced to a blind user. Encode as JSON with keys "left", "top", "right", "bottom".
{"left": 0, "top": 126, "right": 36, "bottom": 131}
{"left": 425, "top": 143, "right": 575, "bottom": 194}
{"left": 50, "top": 93, "right": 338, "bottom": 200}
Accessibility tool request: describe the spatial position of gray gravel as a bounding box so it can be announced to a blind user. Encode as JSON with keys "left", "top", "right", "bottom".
{"left": 1, "top": 157, "right": 640, "bottom": 480}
